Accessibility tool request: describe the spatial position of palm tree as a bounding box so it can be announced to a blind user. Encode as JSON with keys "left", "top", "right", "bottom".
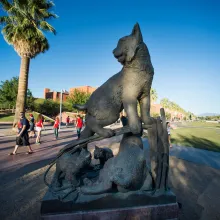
{"left": 160, "top": 98, "right": 170, "bottom": 109}
{"left": 0, "top": 0, "right": 57, "bottom": 127}
{"left": 150, "top": 88, "right": 158, "bottom": 103}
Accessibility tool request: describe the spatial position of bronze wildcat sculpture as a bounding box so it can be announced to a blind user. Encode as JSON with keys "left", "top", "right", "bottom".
{"left": 74, "top": 23, "right": 154, "bottom": 139}
{"left": 55, "top": 148, "right": 91, "bottom": 188}
{"left": 94, "top": 145, "right": 114, "bottom": 165}
{"left": 41, "top": 25, "right": 177, "bottom": 218}
{"left": 81, "top": 134, "right": 152, "bottom": 195}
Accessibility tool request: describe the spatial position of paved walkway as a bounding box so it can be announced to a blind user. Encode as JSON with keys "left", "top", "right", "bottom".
{"left": 142, "top": 139, "right": 220, "bottom": 169}
{"left": 0, "top": 126, "right": 219, "bottom": 176}
{"left": 0, "top": 126, "right": 220, "bottom": 220}
{"left": 0, "top": 127, "right": 76, "bottom": 185}
{"left": 169, "top": 145, "right": 220, "bottom": 169}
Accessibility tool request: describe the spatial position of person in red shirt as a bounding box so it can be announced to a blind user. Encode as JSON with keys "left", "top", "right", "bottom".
{"left": 76, "top": 115, "right": 84, "bottom": 139}
{"left": 35, "top": 114, "right": 44, "bottom": 144}
{"left": 66, "top": 116, "right": 70, "bottom": 127}
{"left": 54, "top": 116, "right": 60, "bottom": 140}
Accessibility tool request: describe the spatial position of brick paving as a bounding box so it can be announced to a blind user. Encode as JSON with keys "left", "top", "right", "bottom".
{"left": 0, "top": 125, "right": 220, "bottom": 220}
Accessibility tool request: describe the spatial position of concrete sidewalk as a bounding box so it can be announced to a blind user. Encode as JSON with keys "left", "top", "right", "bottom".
{"left": 142, "top": 139, "right": 220, "bottom": 170}
{"left": 169, "top": 145, "right": 220, "bottom": 169}
{"left": 0, "top": 128, "right": 220, "bottom": 220}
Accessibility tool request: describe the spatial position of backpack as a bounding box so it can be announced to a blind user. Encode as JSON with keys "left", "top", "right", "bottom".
{"left": 26, "top": 119, "right": 30, "bottom": 130}
{"left": 20, "top": 118, "right": 30, "bottom": 131}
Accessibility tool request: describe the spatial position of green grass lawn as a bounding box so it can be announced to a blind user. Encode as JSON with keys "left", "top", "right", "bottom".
{"left": 171, "top": 127, "right": 220, "bottom": 152}
{"left": 0, "top": 112, "right": 54, "bottom": 123}
{"left": 0, "top": 114, "right": 14, "bottom": 122}
{"left": 180, "top": 121, "right": 220, "bottom": 128}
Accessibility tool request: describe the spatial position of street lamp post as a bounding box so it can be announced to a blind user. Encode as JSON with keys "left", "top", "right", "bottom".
{"left": 59, "top": 89, "right": 64, "bottom": 130}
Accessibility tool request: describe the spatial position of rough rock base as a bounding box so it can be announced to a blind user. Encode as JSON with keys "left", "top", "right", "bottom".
{"left": 41, "top": 203, "right": 179, "bottom": 220}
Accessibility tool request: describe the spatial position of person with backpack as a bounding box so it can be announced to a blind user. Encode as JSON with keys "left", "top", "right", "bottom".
{"left": 9, "top": 112, "right": 33, "bottom": 155}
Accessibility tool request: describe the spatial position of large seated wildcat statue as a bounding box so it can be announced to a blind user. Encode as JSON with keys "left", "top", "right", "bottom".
{"left": 73, "top": 23, "right": 154, "bottom": 140}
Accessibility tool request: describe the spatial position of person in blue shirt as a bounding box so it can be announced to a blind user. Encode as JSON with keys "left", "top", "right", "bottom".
{"left": 9, "top": 112, "right": 34, "bottom": 155}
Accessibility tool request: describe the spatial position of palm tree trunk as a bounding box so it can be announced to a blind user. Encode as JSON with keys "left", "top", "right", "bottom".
{"left": 13, "top": 56, "right": 30, "bottom": 127}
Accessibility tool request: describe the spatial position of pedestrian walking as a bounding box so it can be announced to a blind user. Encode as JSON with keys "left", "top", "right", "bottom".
{"left": 54, "top": 116, "right": 59, "bottom": 140}
{"left": 76, "top": 115, "right": 83, "bottom": 139}
{"left": 167, "top": 122, "right": 172, "bottom": 148}
{"left": 35, "top": 114, "right": 44, "bottom": 144}
{"left": 29, "top": 114, "right": 35, "bottom": 137}
{"left": 9, "top": 112, "right": 33, "bottom": 155}
{"left": 66, "top": 116, "right": 70, "bottom": 127}
{"left": 120, "top": 112, "right": 128, "bottom": 127}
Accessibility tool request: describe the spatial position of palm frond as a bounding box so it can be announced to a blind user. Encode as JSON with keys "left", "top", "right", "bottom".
{"left": 0, "top": 0, "right": 12, "bottom": 11}
{"left": 40, "top": 20, "right": 56, "bottom": 34}
{"left": 0, "top": 0, "right": 57, "bottom": 58}
{"left": 0, "top": 16, "right": 11, "bottom": 25}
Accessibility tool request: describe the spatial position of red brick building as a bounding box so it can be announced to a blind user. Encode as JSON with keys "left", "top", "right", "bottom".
{"left": 69, "top": 86, "right": 96, "bottom": 94}
{"left": 151, "top": 103, "right": 185, "bottom": 120}
{"left": 44, "top": 86, "right": 96, "bottom": 102}
{"left": 44, "top": 88, "right": 69, "bottom": 102}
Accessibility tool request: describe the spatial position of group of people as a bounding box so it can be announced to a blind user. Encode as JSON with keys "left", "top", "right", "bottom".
{"left": 9, "top": 113, "right": 85, "bottom": 155}
{"left": 8, "top": 111, "right": 171, "bottom": 155}
{"left": 53, "top": 115, "right": 84, "bottom": 140}
{"left": 9, "top": 113, "right": 45, "bottom": 155}
{"left": 28, "top": 113, "right": 45, "bottom": 144}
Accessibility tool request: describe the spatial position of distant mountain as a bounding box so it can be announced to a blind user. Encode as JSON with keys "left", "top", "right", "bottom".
{"left": 198, "top": 113, "right": 219, "bottom": 117}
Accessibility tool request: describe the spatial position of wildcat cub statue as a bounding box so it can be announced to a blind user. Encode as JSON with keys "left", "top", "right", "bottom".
{"left": 94, "top": 146, "right": 114, "bottom": 166}
{"left": 81, "top": 134, "right": 152, "bottom": 194}
{"left": 74, "top": 23, "right": 154, "bottom": 139}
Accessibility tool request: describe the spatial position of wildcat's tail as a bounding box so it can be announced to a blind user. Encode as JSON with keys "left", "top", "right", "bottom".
{"left": 73, "top": 103, "right": 88, "bottom": 111}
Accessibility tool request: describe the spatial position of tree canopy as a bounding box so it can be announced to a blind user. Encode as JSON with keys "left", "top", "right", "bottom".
{"left": 67, "top": 89, "right": 91, "bottom": 106}
{"left": 150, "top": 88, "right": 158, "bottom": 103}
{"left": 0, "top": 76, "right": 34, "bottom": 108}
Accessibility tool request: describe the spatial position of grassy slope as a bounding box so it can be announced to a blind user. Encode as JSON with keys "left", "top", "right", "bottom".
{"left": 171, "top": 127, "right": 220, "bottom": 152}
{"left": 0, "top": 114, "right": 14, "bottom": 122}
{"left": 0, "top": 112, "right": 54, "bottom": 122}
{"left": 181, "top": 121, "right": 220, "bottom": 128}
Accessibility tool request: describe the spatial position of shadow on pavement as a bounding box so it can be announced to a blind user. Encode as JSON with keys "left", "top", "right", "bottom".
{"left": 171, "top": 134, "right": 220, "bottom": 152}
{"left": 169, "top": 157, "right": 220, "bottom": 220}
{"left": 0, "top": 138, "right": 15, "bottom": 145}
{"left": 0, "top": 157, "right": 53, "bottom": 186}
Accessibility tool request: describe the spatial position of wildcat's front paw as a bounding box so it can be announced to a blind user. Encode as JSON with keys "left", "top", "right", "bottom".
{"left": 129, "top": 120, "right": 142, "bottom": 134}
{"left": 99, "top": 128, "right": 115, "bottom": 138}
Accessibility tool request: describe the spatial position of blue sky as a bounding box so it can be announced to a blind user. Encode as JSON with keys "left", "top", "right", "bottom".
{"left": 0, "top": 0, "right": 220, "bottom": 115}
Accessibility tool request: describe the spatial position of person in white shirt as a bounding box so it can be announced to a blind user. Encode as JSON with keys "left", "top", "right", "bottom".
{"left": 166, "top": 122, "right": 172, "bottom": 148}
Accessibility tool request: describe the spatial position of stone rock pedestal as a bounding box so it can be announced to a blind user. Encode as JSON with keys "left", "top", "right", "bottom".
{"left": 41, "top": 203, "right": 178, "bottom": 220}
{"left": 41, "top": 189, "right": 179, "bottom": 220}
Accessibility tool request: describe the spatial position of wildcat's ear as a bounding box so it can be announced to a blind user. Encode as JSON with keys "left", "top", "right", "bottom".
{"left": 131, "top": 23, "right": 143, "bottom": 43}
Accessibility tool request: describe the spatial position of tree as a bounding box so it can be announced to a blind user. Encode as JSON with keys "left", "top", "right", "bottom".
{"left": 160, "top": 98, "right": 170, "bottom": 109}
{"left": 0, "top": 76, "right": 34, "bottom": 109}
{"left": 150, "top": 88, "right": 158, "bottom": 103}
{"left": 33, "top": 98, "right": 60, "bottom": 118}
{"left": 0, "top": 0, "right": 57, "bottom": 127}
{"left": 67, "top": 89, "right": 91, "bottom": 108}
